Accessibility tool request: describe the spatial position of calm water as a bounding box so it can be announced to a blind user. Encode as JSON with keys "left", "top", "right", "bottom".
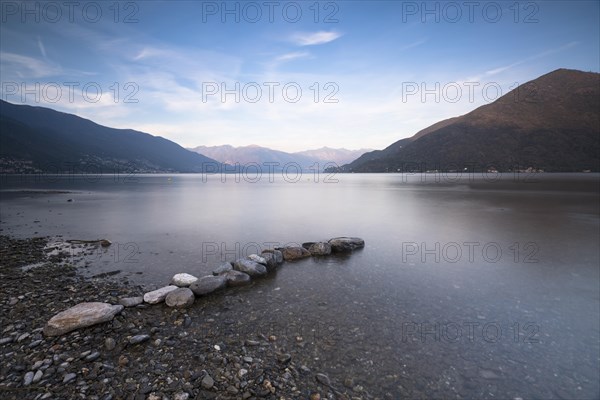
{"left": 1, "top": 173, "right": 599, "bottom": 399}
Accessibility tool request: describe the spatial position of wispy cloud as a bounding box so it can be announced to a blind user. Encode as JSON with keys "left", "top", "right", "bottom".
{"left": 37, "top": 37, "right": 47, "bottom": 59}
{"left": 291, "top": 31, "right": 342, "bottom": 46}
{"left": 0, "top": 52, "right": 63, "bottom": 78}
{"left": 398, "top": 38, "right": 427, "bottom": 52}
{"left": 485, "top": 41, "right": 579, "bottom": 76}
{"left": 275, "top": 51, "right": 310, "bottom": 62}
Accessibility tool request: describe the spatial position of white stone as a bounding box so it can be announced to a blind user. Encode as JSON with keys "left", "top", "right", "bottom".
{"left": 143, "top": 286, "right": 179, "bottom": 304}
{"left": 44, "top": 302, "right": 123, "bottom": 336}
{"left": 171, "top": 273, "right": 198, "bottom": 287}
{"left": 248, "top": 254, "right": 267, "bottom": 265}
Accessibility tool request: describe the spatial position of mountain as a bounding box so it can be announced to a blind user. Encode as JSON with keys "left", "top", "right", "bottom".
{"left": 188, "top": 145, "right": 372, "bottom": 170}
{"left": 0, "top": 100, "right": 219, "bottom": 173}
{"left": 341, "top": 69, "right": 600, "bottom": 172}
{"left": 189, "top": 144, "right": 316, "bottom": 169}
{"left": 294, "top": 147, "right": 373, "bottom": 166}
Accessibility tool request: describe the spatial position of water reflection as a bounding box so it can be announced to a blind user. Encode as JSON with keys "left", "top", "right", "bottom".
{"left": 1, "top": 173, "right": 598, "bottom": 398}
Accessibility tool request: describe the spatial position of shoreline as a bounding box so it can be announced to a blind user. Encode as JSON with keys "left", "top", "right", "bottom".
{"left": 0, "top": 235, "right": 367, "bottom": 400}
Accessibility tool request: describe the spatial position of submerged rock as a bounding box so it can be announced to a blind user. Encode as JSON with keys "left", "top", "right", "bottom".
{"left": 213, "top": 262, "right": 233, "bottom": 275}
{"left": 165, "top": 288, "right": 195, "bottom": 308}
{"left": 171, "top": 273, "right": 198, "bottom": 287}
{"left": 328, "top": 237, "right": 365, "bottom": 253}
{"left": 223, "top": 270, "right": 252, "bottom": 287}
{"left": 143, "top": 285, "right": 179, "bottom": 304}
{"left": 281, "top": 246, "right": 311, "bottom": 261}
{"left": 190, "top": 275, "right": 227, "bottom": 296}
{"left": 262, "top": 249, "right": 284, "bottom": 264}
{"left": 302, "top": 242, "right": 332, "bottom": 256}
{"left": 233, "top": 259, "right": 268, "bottom": 277}
{"left": 261, "top": 252, "right": 278, "bottom": 271}
{"left": 44, "top": 302, "right": 123, "bottom": 336}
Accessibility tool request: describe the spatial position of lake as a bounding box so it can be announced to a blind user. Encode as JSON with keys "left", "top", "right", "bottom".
{"left": 1, "top": 172, "right": 599, "bottom": 399}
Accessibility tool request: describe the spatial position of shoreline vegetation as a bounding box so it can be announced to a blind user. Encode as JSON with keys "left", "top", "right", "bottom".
{"left": 0, "top": 235, "right": 367, "bottom": 400}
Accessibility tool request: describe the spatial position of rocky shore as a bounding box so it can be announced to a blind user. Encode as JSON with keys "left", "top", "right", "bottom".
{"left": 0, "top": 235, "right": 371, "bottom": 400}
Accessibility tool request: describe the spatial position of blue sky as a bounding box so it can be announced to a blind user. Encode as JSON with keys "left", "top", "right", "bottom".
{"left": 1, "top": 1, "right": 599, "bottom": 152}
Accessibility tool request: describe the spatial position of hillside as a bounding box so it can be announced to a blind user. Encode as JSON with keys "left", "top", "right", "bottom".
{"left": 0, "top": 101, "right": 219, "bottom": 173}
{"left": 342, "top": 69, "right": 600, "bottom": 172}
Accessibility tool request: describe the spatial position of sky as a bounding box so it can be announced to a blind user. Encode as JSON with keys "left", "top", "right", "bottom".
{"left": 1, "top": 0, "right": 599, "bottom": 152}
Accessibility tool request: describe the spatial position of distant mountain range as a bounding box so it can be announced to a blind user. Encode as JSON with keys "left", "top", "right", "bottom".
{"left": 2, "top": 69, "right": 597, "bottom": 174}
{"left": 0, "top": 100, "right": 219, "bottom": 173}
{"left": 188, "top": 145, "right": 372, "bottom": 170}
{"left": 339, "top": 69, "right": 599, "bottom": 172}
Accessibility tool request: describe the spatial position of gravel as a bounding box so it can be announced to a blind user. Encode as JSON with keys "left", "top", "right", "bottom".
{"left": 0, "top": 235, "right": 356, "bottom": 399}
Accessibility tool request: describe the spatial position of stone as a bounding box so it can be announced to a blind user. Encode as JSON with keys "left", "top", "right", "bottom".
{"left": 85, "top": 352, "right": 100, "bottom": 362}
{"left": 328, "top": 237, "right": 365, "bottom": 253}
{"left": 233, "top": 259, "right": 268, "bottom": 277}
{"left": 224, "top": 270, "right": 252, "bottom": 287}
{"left": 63, "top": 373, "right": 77, "bottom": 383}
{"left": 247, "top": 254, "right": 267, "bottom": 265}
{"left": 17, "top": 333, "right": 30, "bottom": 342}
{"left": 23, "top": 371, "right": 34, "bottom": 386}
{"left": 165, "top": 288, "right": 195, "bottom": 308}
{"left": 105, "top": 337, "right": 116, "bottom": 351}
{"left": 32, "top": 370, "right": 43, "bottom": 384}
{"left": 129, "top": 334, "right": 150, "bottom": 345}
{"left": 201, "top": 374, "right": 215, "bottom": 389}
{"left": 189, "top": 275, "right": 227, "bottom": 296}
{"left": 213, "top": 262, "right": 233, "bottom": 275}
{"left": 262, "top": 249, "right": 284, "bottom": 265}
{"left": 281, "top": 246, "right": 311, "bottom": 261}
{"left": 260, "top": 253, "right": 278, "bottom": 272}
{"left": 173, "top": 392, "right": 189, "bottom": 400}
{"left": 227, "top": 386, "right": 239, "bottom": 395}
{"left": 302, "top": 242, "right": 332, "bottom": 256}
{"left": 118, "top": 297, "right": 143, "bottom": 307}
{"left": 171, "top": 273, "right": 198, "bottom": 287}
{"left": 316, "top": 373, "right": 331, "bottom": 386}
{"left": 277, "top": 353, "right": 291, "bottom": 364}
{"left": 0, "top": 337, "right": 12, "bottom": 345}
{"left": 44, "top": 302, "right": 124, "bottom": 336}
{"left": 143, "top": 286, "right": 178, "bottom": 304}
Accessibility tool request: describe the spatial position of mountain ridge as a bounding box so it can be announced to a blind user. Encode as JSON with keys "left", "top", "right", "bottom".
{"left": 188, "top": 144, "right": 372, "bottom": 170}
{"left": 0, "top": 100, "right": 220, "bottom": 173}
{"left": 340, "top": 68, "right": 600, "bottom": 173}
